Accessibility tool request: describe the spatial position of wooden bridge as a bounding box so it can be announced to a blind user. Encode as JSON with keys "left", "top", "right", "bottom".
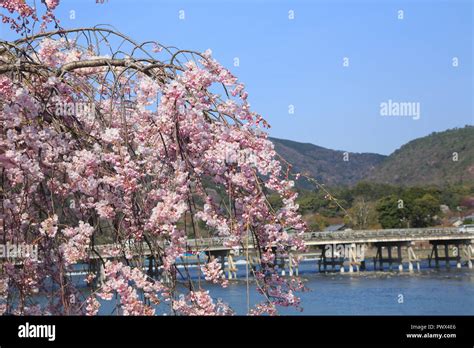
{"left": 89, "top": 227, "right": 474, "bottom": 280}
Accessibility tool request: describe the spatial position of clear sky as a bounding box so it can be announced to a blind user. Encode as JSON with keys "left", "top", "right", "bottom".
{"left": 2, "top": 0, "right": 473, "bottom": 155}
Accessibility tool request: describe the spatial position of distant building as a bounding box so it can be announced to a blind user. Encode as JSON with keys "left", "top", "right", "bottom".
{"left": 324, "top": 224, "right": 346, "bottom": 232}
{"left": 463, "top": 214, "right": 474, "bottom": 223}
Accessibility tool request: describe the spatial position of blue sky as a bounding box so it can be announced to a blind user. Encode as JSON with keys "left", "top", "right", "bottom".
{"left": 2, "top": 0, "right": 473, "bottom": 154}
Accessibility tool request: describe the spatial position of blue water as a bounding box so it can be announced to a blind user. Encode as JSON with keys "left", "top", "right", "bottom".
{"left": 209, "top": 270, "right": 474, "bottom": 315}
{"left": 85, "top": 260, "right": 474, "bottom": 315}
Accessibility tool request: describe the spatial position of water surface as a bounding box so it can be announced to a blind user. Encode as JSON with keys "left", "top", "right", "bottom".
{"left": 91, "top": 259, "right": 474, "bottom": 315}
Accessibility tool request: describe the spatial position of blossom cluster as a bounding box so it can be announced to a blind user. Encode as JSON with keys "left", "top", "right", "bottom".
{"left": 201, "top": 258, "right": 228, "bottom": 287}
{"left": 173, "top": 290, "right": 233, "bottom": 316}
{"left": 1, "top": 0, "right": 58, "bottom": 33}
{"left": 96, "top": 261, "right": 166, "bottom": 315}
{"left": 61, "top": 222, "right": 95, "bottom": 265}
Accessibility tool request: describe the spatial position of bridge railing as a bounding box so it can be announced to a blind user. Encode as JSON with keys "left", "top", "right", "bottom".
{"left": 302, "top": 227, "right": 466, "bottom": 241}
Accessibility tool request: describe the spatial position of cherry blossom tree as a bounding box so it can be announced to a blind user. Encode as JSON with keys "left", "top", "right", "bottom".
{"left": 0, "top": 0, "right": 306, "bottom": 315}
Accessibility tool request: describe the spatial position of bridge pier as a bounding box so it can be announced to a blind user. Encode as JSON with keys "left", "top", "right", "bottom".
{"left": 373, "top": 242, "right": 409, "bottom": 271}
{"left": 387, "top": 246, "right": 392, "bottom": 270}
{"left": 430, "top": 244, "right": 441, "bottom": 268}
{"left": 147, "top": 256, "right": 157, "bottom": 277}
{"left": 397, "top": 246, "right": 403, "bottom": 271}
{"left": 277, "top": 255, "right": 286, "bottom": 276}
{"left": 455, "top": 245, "right": 462, "bottom": 269}
{"left": 318, "top": 244, "right": 344, "bottom": 273}
{"left": 227, "top": 252, "right": 237, "bottom": 279}
{"left": 277, "top": 254, "right": 298, "bottom": 277}
{"left": 286, "top": 254, "right": 298, "bottom": 276}
{"left": 90, "top": 259, "right": 106, "bottom": 286}
{"left": 99, "top": 262, "right": 105, "bottom": 285}
{"left": 407, "top": 244, "right": 420, "bottom": 272}
{"left": 445, "top": 244, "right": 450, "bottom": 268}
{"left": 463, "top": 245, "right": 473, "bottom": 269}
{"left": 149, "top": 257, "right": 170, "bottom": 284}
{"left": 429, "top": 240, "right": 470, "bottom": 268}
{"left": 348, "top": 243, "right": 362, "bottom": 273}
{"left": 249, "top": 254, "right": 260, "bottom": 273}
{"left": 88, "top": 259, "right": 100, "bottom": 286}
{"left": 317, "top": 243, "right": 364, "bottom": 273}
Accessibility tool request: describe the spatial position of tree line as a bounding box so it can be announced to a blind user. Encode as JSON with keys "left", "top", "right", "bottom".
{"left": 269, "top": 182, "right": 474, "bottom": 231}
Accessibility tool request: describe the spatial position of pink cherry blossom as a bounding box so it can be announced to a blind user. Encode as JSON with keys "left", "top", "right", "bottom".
{"left": 61, "top": 222, "right": 94, "bottom": 265}
{"left": 201, "top": 258, "right": 228, "bottom": 288}
{"left": 173, "top": 290, "right": 233, "bottom": 316}
{"left": 45, "top": 0, "right": 60, "bottom": 10}
{"left": 0, "top": 0, "right": 307, "bottom": 316}
{"left": 39, "top": 215, "right": 58, "bottom": 238}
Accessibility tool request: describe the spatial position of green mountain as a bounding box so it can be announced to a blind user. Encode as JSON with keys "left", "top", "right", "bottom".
{"left": 270, "top": 126, "right": 474, "bottom": 188}
{"left": 367, "top": 126, "right": 474, "bottom": 186}
{"left": 270, "top": 137, "right": 386, "bottom": 188}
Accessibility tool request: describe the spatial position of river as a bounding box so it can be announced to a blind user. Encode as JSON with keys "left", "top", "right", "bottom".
{"left": 83, "top": 259, "right": 474, "bottom": 315}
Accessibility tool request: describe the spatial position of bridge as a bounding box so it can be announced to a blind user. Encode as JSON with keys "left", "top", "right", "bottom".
{"left": 88, "top": 227, "right": 474, "bottom": 280}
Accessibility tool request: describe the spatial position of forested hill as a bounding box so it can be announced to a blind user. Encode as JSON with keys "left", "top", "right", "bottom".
{"left": 270, "top": 137, "right": 386, "bottom": 188}
{"left": 270, "top": 126, "right": 474, "bottom": 188}
{"left": 367, "top": 126, "right": 474, "bottom": 186}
